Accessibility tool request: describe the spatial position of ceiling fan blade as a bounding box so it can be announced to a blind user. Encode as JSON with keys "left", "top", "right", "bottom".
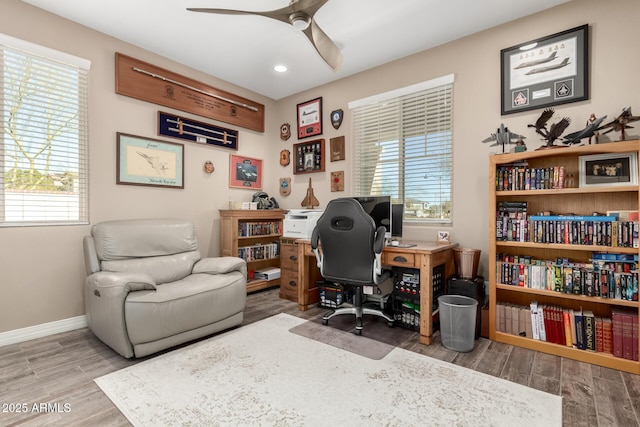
{"left": 188, "top": 0, "right": 340, "bottom": 70}
{"left": 303, "top": 19, "right": 342, "bottom": 70}
{"left": 187, "top": 7, "right": 290, "bottom": 24}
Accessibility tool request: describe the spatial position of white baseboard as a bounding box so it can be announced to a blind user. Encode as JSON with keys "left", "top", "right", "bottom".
{"left": 0, "top": 315, "right": 87, "bottom": 347}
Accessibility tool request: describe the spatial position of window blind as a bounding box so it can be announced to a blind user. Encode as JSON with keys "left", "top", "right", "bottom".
{"left": 350, "top": 76, "right": 454, "bottom": 223}
{"left": 0, "top": 34, "right": 90, "bottom": 226}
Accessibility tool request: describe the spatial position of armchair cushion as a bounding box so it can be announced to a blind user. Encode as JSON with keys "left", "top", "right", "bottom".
{"left": 92, "top": 218, "right": 197, "bottom": 260}
{"left": 101, "top": 251, "right": 201, "bottom": 285}
{"left": 125, "top": 271, "right": 246, "bottom": 344}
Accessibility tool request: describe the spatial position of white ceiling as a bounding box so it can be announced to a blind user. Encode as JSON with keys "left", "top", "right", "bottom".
{"left": 23, "top": 0, "right": 569, "bottom": 100}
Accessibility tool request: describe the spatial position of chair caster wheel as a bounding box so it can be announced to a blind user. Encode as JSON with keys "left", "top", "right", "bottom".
{"left": 355, "top": 329, "right": 362, "bottom": 336}
{"left": 322, "top": 319, "right": 328, "bottom": 325}
{"left": 387, "top": 321, "right": 395, "bottom": 328}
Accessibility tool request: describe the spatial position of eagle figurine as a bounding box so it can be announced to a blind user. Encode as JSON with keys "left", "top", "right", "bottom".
{"left": 528, "top": 108, "right": 570, "bottom": 148}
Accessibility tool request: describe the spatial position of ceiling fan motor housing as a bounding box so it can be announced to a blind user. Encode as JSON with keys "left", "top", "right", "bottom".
{"left": 289, "top": 12, "right": 311, "bottom": 30}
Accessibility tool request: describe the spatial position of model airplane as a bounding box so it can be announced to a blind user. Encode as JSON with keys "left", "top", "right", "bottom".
{"left": 514, "top": 51, "right": 558, "bottom": 69}
{"left": 562, "top": 114, "right": 607, "bottom": 145}
{"left": 525, "top": 57, "right": 570, "bottom": 75}
{"left": 528, "top": 108, "right": 571, "bottom": 148}
{"left": 596, "top": 107, "right": 640, "bottom": 140}
{"left": 301, "top": 178, "right": 319, "bottom": 209}
{"left": 482, "top": 123, "right": 526, "bottom": 153}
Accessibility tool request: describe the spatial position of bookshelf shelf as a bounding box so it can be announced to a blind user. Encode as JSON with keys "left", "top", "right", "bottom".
{"left": 496, "top": 284, "right": 640, "bottom": 308}
{"left": 238, "top": 234, "right": 282, "bottom": 241}
{"left": 219, "top": 209, "right": 287, "bottom": 293}
{"left": 495, "top": 331, "right": 640, "bottom": 373}
{"left": 496, "top": 185, "right": 637, "bottom": 197}
{"left": 496, "top": 241, "right": 639, "bottom": 253}
{"left": 489, "top": 140, "right": 640, "bottom": 374}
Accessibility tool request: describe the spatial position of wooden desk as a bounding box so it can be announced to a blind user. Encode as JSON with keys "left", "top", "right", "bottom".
{"left": 295, "top": 239, "right": 458, "bottom": 345}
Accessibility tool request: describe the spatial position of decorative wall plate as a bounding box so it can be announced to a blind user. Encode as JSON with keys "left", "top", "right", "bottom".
{"left": 279, "top": 177, "right": 291, "bottom": 196}
{"left": 331, "top": 109, "right": 343, "bottom": 129}
{"left": 280, "top": 123, "right": 291, "bottom": 141}
{"left": 280, "top": 149, "right": 290, "bottom": 166}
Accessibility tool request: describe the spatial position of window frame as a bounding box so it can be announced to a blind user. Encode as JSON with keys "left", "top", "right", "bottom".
{"left": 0, "top": 33, "right": 90, "bottom": 227}
{"left": 348, "top": 75, "right": 454, "bottom": 225}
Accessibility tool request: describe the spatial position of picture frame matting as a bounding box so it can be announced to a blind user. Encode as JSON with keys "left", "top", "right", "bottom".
{"left": 116, "top": 132, "right": 184, "bottom": 189}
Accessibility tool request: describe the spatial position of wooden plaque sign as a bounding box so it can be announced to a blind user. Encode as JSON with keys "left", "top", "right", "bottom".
{"left": 115, "top": 53, "right": 265, "bottom": 132}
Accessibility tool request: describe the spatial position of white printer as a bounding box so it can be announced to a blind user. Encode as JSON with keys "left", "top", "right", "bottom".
{"left": 283, "top": 209, "right": 323, "bottom": 239}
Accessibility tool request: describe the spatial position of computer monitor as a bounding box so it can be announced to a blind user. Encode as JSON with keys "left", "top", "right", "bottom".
{"left": 391, "top": 204, "right": 403, "bottom": 237}
{"left": 352, "top": 195, "right": 391, "bottom": 238}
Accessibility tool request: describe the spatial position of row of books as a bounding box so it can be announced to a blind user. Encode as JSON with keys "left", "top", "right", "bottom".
{"left": 496, "top": 164, "right": 567, "bottom": 191}
{"left": 496, "top": 302, "right": 639, "bottom": 361}
{"left": 497, "top": 201, "right": 528, "bottom": 242}
{"left": 496, "top": 260, "right": 639, "bottom": 301}
{"left": 497, "top": 215, "right": 639, "bottom": 247}
{"left": 238, "top": 221, "right": 282, "bottom": 237}
{"left": 529, "top": 216, "right": 638, "bottom": 247}
{"left": 238, "top": 242, "right": 280, "bottom": 262}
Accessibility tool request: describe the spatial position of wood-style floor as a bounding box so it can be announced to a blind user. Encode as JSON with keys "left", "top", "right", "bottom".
{"left": 1, "top": 287, "right": 639, "bottom": 426}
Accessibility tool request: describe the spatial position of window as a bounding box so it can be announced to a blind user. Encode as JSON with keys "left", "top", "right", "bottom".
{"left": 349, "top": 75, "right": 453, "bottom": 223}
{"left": 0, "top": 34, "right": 90, "bottom": 226}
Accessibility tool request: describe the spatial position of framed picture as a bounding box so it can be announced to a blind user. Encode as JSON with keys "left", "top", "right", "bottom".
{"left": 437, "top": 231, "right": 450, "bottom": 244}
{"left": 579, "top": 152, "right": 638, "bottom": 188}
{"left": 330, "top": 136, "right": 345, "bottom": 162}
{"left": 293, "top": 139, "right": 325, "bottom": 174}
{"left": 297, "top": 97, "right": 322, "bottom": 139}
{"left": 331, "top": 171, "right": 344, "bottom": 192}
{"left": 500, "top": 24, "right": 589, "bottom": 115}
{"left": 158, "top": 111, "right": 238, "bottom": 150}
{"left": 229, "top": 154, "right": 263, "bottom": 189}
{"left": 116, "top": 132, "right": 184, "bottom": 189}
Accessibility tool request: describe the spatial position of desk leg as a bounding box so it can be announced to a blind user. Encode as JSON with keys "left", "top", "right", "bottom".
{"left": 297, "top": 242, "right": 309, "bottom": 311}
{"left": 419, "top": 249, "right": 454, "bottom": 345}
{"left": 296, "top": 243, "right": 321, "bottom": 311}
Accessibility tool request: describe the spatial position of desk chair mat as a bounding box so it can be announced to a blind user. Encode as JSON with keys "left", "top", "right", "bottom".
{"left": 289, "top": 314, "right": 415, "bottom": 360}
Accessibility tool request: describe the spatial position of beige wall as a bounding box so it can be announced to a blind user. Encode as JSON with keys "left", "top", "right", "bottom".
{"left": 1, "top": 0, "right": 638, "bottom": 333}
{"left": 273, "top": 0, "right": 640, "bottom": 276}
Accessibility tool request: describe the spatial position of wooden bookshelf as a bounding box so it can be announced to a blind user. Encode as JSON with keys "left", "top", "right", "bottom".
{"left": 488, "top": 140, "right": 640, "bottom": 374}
{"left": 219, "top": 209, "right": 287, "bottom": 293}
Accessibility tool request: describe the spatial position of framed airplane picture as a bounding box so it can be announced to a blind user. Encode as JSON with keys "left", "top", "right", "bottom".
{"left": 500, "top": 24, "right": 589, "bottom": 115}
{"left": 229, "top": 154, "right": 263, "bottom": 190}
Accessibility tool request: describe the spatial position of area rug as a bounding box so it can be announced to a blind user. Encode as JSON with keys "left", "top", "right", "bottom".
{"left": 95, "top": 314, "right": 562, "bottom": 426}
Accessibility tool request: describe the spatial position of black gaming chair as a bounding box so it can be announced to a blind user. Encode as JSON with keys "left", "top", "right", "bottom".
{"left": 311, "top": 198, "right": 394, "bottom": 335}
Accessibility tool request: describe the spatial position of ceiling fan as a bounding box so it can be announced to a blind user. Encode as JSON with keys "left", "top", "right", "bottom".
{"left": 187, "top": 0, "right": 342, "bottom": 71}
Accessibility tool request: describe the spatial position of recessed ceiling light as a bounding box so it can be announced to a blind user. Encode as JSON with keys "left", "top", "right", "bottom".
{"left": 274, "top": 65, "right": 288, "bottom": 73}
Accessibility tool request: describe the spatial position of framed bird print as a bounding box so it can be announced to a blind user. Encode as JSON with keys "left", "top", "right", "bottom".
{"left": 500, "top": 24, "right": 589, "bottom": 115}
{"left": 116, "top": 133, "right": 184, "bottom": 189}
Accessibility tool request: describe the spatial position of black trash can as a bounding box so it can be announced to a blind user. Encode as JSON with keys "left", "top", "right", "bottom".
{"left": 446, "top": 276, "right": 484, "bottom": 339}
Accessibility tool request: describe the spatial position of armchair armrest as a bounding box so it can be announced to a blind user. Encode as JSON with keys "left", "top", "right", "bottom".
{"left": 84, "top": 272, "right": 156, "bottom": 358}
{"left": 86, "top": 271, "right": 156, "bottom": 293}
{"left": 193, "top": 256, "right": 247, "bottom": 276}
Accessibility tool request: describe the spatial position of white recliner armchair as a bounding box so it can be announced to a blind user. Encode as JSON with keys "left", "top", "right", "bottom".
{"left": 83, "top": 218, "right": 247, "bottom": 358}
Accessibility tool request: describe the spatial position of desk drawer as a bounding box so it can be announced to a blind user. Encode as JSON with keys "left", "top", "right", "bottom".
{"left": 383, "top": 251, "right": 417, "bottom": 267}
{"left": 280, "top": 242, "right": 299, "bottom": 272}
{"left": 280, "top": 269, "right": 298, "bottom": 296}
